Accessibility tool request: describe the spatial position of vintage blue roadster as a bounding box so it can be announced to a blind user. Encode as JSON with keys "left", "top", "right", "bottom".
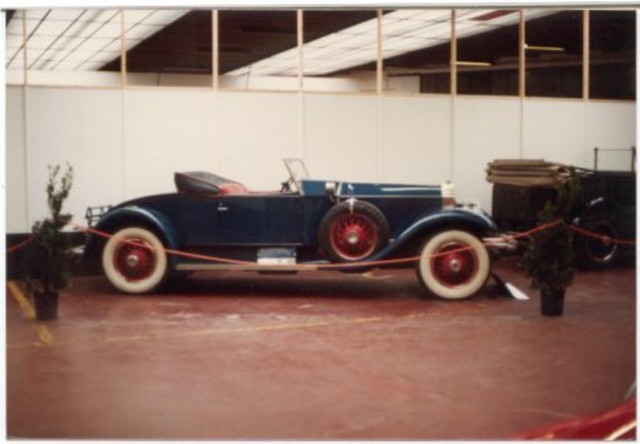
{"left": 84, "top": 159, "right": 499, "bottom": 299}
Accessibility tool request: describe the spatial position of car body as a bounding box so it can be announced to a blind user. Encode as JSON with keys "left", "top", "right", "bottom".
{"left": 517, "top": 397, "right": 636, "bottom": 440}
{"left": 490, "top": 164, "right": 636, "bottom": 269}
{"left": 84, "top": 159, "right": 498, "bottom": 299}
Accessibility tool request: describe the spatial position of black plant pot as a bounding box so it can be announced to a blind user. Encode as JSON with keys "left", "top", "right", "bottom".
{"left": 33, "top": 291, "right": 59, "bottom": 321}
{"left": 540, "top": 289, "right": 565, "bottom": 316}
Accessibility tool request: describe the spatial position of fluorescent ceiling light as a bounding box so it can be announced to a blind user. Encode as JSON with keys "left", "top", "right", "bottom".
{"left": 228, "top": 9, "right": 556, "bottom": 78}
{"left": 525, "top": 44, "right": 566, "bottom": 52}
{"left": 456, "top": 61, "right": 493, "bottom": 67}
{"left": 5, "top": 8, "right": 188, "bottom": 72}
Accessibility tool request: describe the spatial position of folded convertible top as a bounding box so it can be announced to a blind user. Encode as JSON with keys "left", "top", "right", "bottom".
{"left": 486, "top": 159, "right": 572, "bottom": 187}
{"left": 174, "top": 171, "right": 248, "bottom": 195}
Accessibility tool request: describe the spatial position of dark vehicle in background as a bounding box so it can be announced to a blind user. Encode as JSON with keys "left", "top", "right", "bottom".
{"left": 488, "top": 152, "right": 636, "bottom": 269}
{"left": 84, "top": 159, "right": 499, "bottom": 299}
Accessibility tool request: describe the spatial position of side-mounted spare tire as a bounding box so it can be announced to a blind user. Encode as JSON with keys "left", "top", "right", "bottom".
{"left": 319, "top": 200, "right": 390, "bottom": 263}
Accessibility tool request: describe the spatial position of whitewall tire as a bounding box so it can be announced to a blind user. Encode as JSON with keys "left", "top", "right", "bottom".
{"left": 102, "top": 227, "right": 168, "bottom": 294}
{"left": 416, "top": 230, "right": 490, "bottom": 300}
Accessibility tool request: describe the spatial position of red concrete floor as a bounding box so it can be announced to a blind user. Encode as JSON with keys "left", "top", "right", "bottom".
{"left": 6, "top": 258, "right": 636, "bottom": 440}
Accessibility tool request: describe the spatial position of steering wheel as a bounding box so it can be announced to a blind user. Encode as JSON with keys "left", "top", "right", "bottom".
{"left": 280, "top": 178, "right": 292, "bottom": 193}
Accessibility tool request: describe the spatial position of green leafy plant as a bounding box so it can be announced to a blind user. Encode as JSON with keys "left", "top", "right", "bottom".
{"left": 523, "top": 168, "right": 578, "bottom": 294}
{"left": 23, "top": 164, "right": 74, "bottom": 294}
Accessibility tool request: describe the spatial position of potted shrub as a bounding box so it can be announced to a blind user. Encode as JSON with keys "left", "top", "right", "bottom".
{"left": 523, "top": 169, "right": 578, "bottom": 316}
{"left": 22, "top": 164, "right": 74, "bottom": 320}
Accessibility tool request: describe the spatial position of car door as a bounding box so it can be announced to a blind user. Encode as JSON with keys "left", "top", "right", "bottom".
{"left": 216, "top": 195, "right": 307, "bottom": 245}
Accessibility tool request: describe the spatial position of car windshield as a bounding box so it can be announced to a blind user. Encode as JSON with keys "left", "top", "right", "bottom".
{"left": 283, "top": 158, "right": 310, "bottom": 191}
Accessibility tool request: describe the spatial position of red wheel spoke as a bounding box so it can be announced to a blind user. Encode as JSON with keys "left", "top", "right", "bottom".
{"left": 431, "top": 242, "right": 478, "bottom": 288}
{"left": 114, "top": 237, "right": 157, "bottom": 282}
{"left": 329, "top": 213, "right": 378, "bottom": 261}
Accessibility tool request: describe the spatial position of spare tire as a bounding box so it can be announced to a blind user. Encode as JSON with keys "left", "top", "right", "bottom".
{"left": 319, "top": 200, "right": 390, "bottom": 262}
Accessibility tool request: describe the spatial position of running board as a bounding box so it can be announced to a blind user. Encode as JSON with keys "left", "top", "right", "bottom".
{"left": 176, "top": 263, "right": 320, "bottom": 273}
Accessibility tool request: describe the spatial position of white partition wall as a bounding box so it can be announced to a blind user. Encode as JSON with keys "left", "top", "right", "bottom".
{"left": 8, "top": 87, "right": 124, "bottom": 233}
{"left": 523, "top": 99, "right": 589, "bottom": 166}
{"left": 5, "top": 84, "right": 637, "bottom": 233}
{"left": 382, "top": 95, "right": 452, "bottom": 185}
{"left": 123, "top": 89, "right": 219, "bottom": 197}
{"left": 586, "top": 101, "right": 637, "bottom": 171}
{"left": 303, "top": 94, "right": 380, "bottom": 182}
{"left": 6, "top": 87, "right": 27, "bottom": 233}
{"left": 213, "top": 92, "right": 301, "bottom": 189}
{"left": 453, "top": 97, "right": 522, "bottom": 210}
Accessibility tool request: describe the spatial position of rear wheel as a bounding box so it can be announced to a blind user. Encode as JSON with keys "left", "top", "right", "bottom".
{"left": 319, "top": 200, "right": 389, "bottom": 263}
{"left": 102, "top": 227, "right": 168, "bottom": 294}
{"left": 576, "top": 218, "right": 619, "bottom": 269}
{"left": 416, "top": 229, "right": 490, "bottom": 300}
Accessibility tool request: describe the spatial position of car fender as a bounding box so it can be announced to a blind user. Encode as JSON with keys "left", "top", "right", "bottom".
{"left": 83, "top": 206, "right": 179, "bottom": 267}
{"left": 369, "top": 207, "right": 498, "bottom": 261}
{"left": 574, "top": 196, "right": 607, "bottom": 223}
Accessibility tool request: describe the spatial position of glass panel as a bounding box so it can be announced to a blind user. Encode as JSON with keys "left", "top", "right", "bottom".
{"left": 219, "top": 10, "right": 298, "bottom": 92}
{"left": 381, "top": 9, "right": 451, "bottom": 94}
{"left": 525, "top": 10, "right": 583, "bottom": 98}
{"left": 589, "top": 10, "right": 635, "bottom": 100}
{"left": 456, "top": 9, "right": 519, "bottom": 96}
{"left": 302, "top": 10, "right": 378, "bottom": 93}
{"left": 122, "top": 9, "right": 204, "bottom": 88}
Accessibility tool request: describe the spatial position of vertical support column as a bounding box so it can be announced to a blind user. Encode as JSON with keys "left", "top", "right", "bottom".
{"left": 518, "top": 9, "right": 526, "bottom": 158}
{"left": 450, "top": 9, "right": 457, "bottom": 97}
{"left": 583, "top": 9, "right": 590, "bottom": 101}
{"left": 582, "top": 10, "right": 590, "bottom": 166}
{"left": 519, "top": 10, "right": 526, "bottom": 99}
{"left": 297, "top": 9, "right": 305, "bottom": 159}
{"left": 376, "top": 9, "right": 383, "bottom": 95}
{"left": 377, "top": 9, "right": 385, "bottom": 179}
{"left": 297, "top": 9, "right": 304, "bottom": 92}
{"left": 22, "top": 9, "right": 28, "bottom": 86}
{"left": 120, "top": 9, "right": 127, "bottom": 89}
{"left": 212, "top": 10, "right": 219, "bottom": 91}
{"left": 449, "top": 9, "right": 457, "bottom": 180}
{"left": 22, "top": 9, "right": 30, "bottom": 227}
{"left": 119, "top": 9, "right": 128, "bottom": 200}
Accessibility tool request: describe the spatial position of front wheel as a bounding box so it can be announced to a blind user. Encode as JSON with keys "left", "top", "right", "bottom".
{"left": 416, "top": 230, "right": 490, "bottom": 300}
{"left": 102, "top": 227, "right": 168, "bottom": 294}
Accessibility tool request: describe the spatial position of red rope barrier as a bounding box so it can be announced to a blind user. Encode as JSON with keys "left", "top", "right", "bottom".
{"left": 7, "top": 235, "right": 34, "bottom": 254}
{"left": 568, "top": 224, "right": 636, "bottom": 246}
{"left": 7, "top": 218, "right": 635, "bottom": 269}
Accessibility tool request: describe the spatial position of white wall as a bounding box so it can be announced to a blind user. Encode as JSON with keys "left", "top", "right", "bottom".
{"left": 454, "top": 97, "right": 522, "bottom": 210}
{"left": 382, "top": 95, "right": 452, "bottom": 185}
{"left": 6, "top": 87, "right": 27, "bottom": 231}
{"left": 5, "top": 84, "right": 637, "bottom": 233}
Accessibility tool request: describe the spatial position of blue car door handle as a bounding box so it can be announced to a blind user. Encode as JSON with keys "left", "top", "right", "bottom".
{"left": 217, "top": 203, "right": 229, "bottom": 212}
